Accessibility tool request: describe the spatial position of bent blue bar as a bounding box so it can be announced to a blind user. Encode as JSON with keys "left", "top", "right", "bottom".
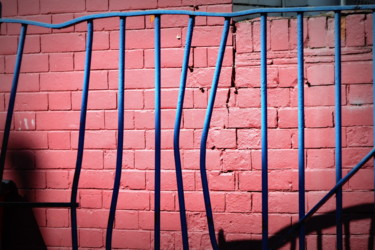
{"left": 0, "top": 24, "right": 27, "bottom": 181}
{"left": 297, "top": 12, "right": 305, "bottom": 250}
{"left": 106, "top": 17, "right": 126, "bottom": 250}
{"left": 199, "top": 17, "right": 230, "bottom": 250}
{"left": 260, "top": 13, "right": 268, "bottom": 250}
{"left": 154, "top": 14, "right": 161, "bottom": 250}
{"left": 334, "top": 11, "right": 343, "bottom": 250}
{"left": 70, "top": 20, "right": 93, "bottom": 250}
{"left": 173, "top": 16, "right": 195, "bottom": 250}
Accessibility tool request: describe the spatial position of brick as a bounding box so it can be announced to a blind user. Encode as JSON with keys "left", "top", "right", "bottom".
{"left": 121, "top": 170, "right": 146, "bottom": 190}
{"left": 115, "top": 191, "right": 149, "bottom": 210}
{"left": 109, "top": 0, "right": 157, "bottom": 10}
{"left": 14, "top": 112, "right": 36, "bottom": 130}
{"left": 112, "top": 230, "right": 151, "bottom": 249}
{"left": 86, "top": 0, "right": 109, "bottom": 12}
{"left": 34, "top": 189, "right": 70, "bottom": 203}
{"left": 71, "top": 130, "right": 116, "bottom": 149}
{"left": 41, "top": 33, "right": 85, "bottom": 52}
{"left": 365, "top": 14, "right": 372, "bottom": 45}
{"left": 235, "top": 88, "right": 260, "bottom": 108}
{"left": 40, "top": 227, "right": 71, "bottom": 247}
{"left": 346, "top": 126, "right": 373, "bottom": 147}
{"left": 252, "top": 149, "right": 298, "bottom": 170}
{"left": 236, "top": 67, "right": 278, "bottom": 88}
{"left": 225, "top": 192, "right": 251, "bottom": 212}
{"left": 46, "top": 209, "right": 69, "bottom": 227}
{"left": 79, "top": 170, "right": 114, "bottom": 189}
{"left": 305, "top": 107, "right": 334, "bottom": 128}
{"left": 79, "top": 189, "right": 102, "bottom": 208}
{"left": 268, "top": 129, "right": 293, "bottom": 149}
{"left": 150, "top": 192, "right": 176, "bottom": 211}
{"left": 114, "top": 210, "right": 139, "bottom": 229}
{"left": 182, "top": 192, "right": 224, "bottom": 212}
{"left": 207, "top": 129, "right": 236, "bottom": 149}
{"left": 237, "top": 129, "right": 260, "bottom": 149}
{"left": 46, "top": 170, "right": 70, "bottom": 189}
{"left": 40, "top": 72, "right": 82, "bottom": 91}
{"left": 109, "top": 69, "right": 154, "bottom": 89}
{"left": 252, "top": 19, "right": 271, "bottom": 51}
{"left": 235, "top": 21, "right": 252, "bottom": 53}
{"left": 193, "top": 47, "right": 208, "bottom": 68}
{"left": 188, "top": 26, "right": 232, "bottom": 47}
{"left": 51, "top": 13, "right": 75, "bottom": 34}
{"left": 271, "top": 19, "right": 289, "bottom": 51}
{"left": 306, "top": 64, "right": 334, "bottom": 85}
{"left": 342, "top": 105, "right": 373, "bottom": 126}
{"left": 1, "top": 0, "right": 17, "bottom": 17}
{"left": 289, "top": 16, "right": 308, "bottom": 50}
{"left": 7, "top": 92, "right": 47, "bottom": 111}
{"left": 342, "top": 61, "right": 372, "bottom": 84}
{"left": 0, "top": 36, "right": 18, "bottom": 55}
{"left": 349, "top": 169, "right": 374, "bottom": 190}
{"left": 79, "top": 229, "right": 104, "bottom": 248}
{"left": 145, "top": 129, "right": 194, "bottom": 150}
{"left": 104, "top": 110, "right": 134, "bottom": 130}
{"left": 258, "top": 192, "right": 298, "bottom": 213}
{"left": 348, "top": 84, "right": 373, "bottom": 105}
{"left": 34, "top": 150, "right": 76, "bottom": 169}
{"left": 123, "top": 130, "right": 145, "bottom": 149}
{"left": 214, "top": 213, "right": 261, "bottom": 234}
{"left": 228, "top": 108, "right": 260, "bottom": 128}
{"left": 346, "top": 14, "right": 365, "bottom": 47}
{"left": 308, "top": 17, "right": 327, "bottom": 48}
{"left": 146, "top": 170, "right": 195, "bottom": 191}
{"left": 222, "top": 149, "right": 251, "bottom": 171}
{"left": 6, "top": 54, "right": 49, "bottom": 73}
{"left": 268, "top": 88, "right": 290, "bottom": 107}
{"left": 278, "top": 108, "right": 297, "bottom": 128}
{"left": 8, "top": 131, "right": 48, "bottom": 149}
{"left": 306, "top": 148, "right": 334, "bottom": 169}
{"left": 183, "top": 149, "right": 221, "bottom": 170}
{"left": 49, "top": 53, "right": 74, "bottom": 72}
{"left": 37, "top": 111, "right": 79, "bottom": 130}
{"left": 198, "top": 171, "right": 234, "bottom": 191}
{"left": 72, "top": 90, "right": 117, "bottom": 110}
{"left": 278, "top": 66, "right": 297, "bottom": 87}
{"left": 77, "top": 209, "right": 108, "bottom": 228}
{"left": 342, "top": 147, "right": 373, "bottom": 168}
{"left": 0, "top": 73, "right": 39, "bottom": 93}
{"left": 40, "top": 0, "right": 85, "bottom": 13}
{"left": 48, "top": 92, "right": 71, "bottom": 111}
{"left": 304, "top": 85, "right": 346, "bottom": 107}
{"left": 305, "top": 128, "right": 337, "bottom": 148}
{"left": 206, "top": 5, "right": 232, "bottom": 26}
{"left": 5, "top": 169, "right": 46, "bottom": 188}
{"left": 24, "top": 35, "right": 41, "bottom": 54}
{"left": 145, "top": 48, "right": 192, "bottom": 68}
{"left": 306, "top": 169, "right": 336, "bottom": 191}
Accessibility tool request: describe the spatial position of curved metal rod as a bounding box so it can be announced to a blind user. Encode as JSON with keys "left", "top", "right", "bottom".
{"left": 106, "top": 17, "right": 126, "bottom": 250}
{"left": 154, "top": 14, "right": 161, "bottom": 250}
{"left": 70, "top": 20, "right": 93, "bottom": 250}
{"left": 297, "top": 12, "right": 305, "bottom": 250}
{"left": 0, "top": 5, "right": 375, "bottom": 29}
{"left": 260, "top": 13, "right": 268, "bottom": 250}
{"left": 173, "top": 16, "right": 195, "bottom": 250}
{"left": 0, "top": 24, "right": 27, "bottom": 182}
{"left": 199, "top": 17, "right": 230, "bottom": 250}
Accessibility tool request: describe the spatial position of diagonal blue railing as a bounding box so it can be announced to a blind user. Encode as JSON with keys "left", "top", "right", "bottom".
{"left": 0, "top": 4, "right": 375, "bottom": 250}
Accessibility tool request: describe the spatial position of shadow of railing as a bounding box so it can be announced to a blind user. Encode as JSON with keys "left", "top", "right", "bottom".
{"left": 218, "top": 203, "right": 375, "bottom": 250}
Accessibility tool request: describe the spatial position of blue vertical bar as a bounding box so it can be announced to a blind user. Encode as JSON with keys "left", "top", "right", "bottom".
{"left": 106, "top": 17, "right": 126, "bottom": 250}
{"left": 173, "top": 16, "right": 195, "bottom": 250}
{"left": 154, "top": 14, "right": 161, "bottom": 250}
{"left": 199, "top": 18, "right": 230, "bottom": 250}
{"left": 70, "top": 20, "right": 93, "bottom": 250}
{"left": 373, "top": 11, "right": 375, "bottom": 222}
{"left": 297, "top": 12, "right": 306, "bottom": 250}
{"left": 0, "top": 24, "right": 27, "bottom": 181}
{"left": 334, "top": 11, "right": 343, "bottom": 250}
{"left": 260, "top": 13, "right": 268, "bottom": 250}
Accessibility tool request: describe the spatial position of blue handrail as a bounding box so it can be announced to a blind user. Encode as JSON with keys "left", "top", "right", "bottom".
{"left": 0, "top": 4, "right": 374, "bottom": 250}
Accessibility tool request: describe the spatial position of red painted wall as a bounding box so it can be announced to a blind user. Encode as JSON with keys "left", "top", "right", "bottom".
{"left": 0, "top": 0, "right": 373, "bottom": 249}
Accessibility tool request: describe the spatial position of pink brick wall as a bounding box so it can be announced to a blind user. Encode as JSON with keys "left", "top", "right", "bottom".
{"left": 0, "top": 0, "right": 374, "bottom": 249}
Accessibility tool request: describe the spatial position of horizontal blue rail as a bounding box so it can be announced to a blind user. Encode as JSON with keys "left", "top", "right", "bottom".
{"left": 0, "top": 4, "right": 374, "bottom": 250}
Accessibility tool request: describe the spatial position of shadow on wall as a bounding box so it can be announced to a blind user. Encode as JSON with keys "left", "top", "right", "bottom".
{"left": 218, "top": 203, "right": 375, "bottom": 250}
{"left": 1, "top": 147, "right": 46, "bottom": 249}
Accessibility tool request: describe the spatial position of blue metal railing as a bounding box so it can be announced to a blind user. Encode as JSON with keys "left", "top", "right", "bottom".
{"left": 0, "top": 4, "right": 374, "bottom": 250}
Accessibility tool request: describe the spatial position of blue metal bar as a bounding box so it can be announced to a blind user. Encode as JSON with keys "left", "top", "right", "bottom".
{"left": 106, "top": 17, "right": 126, "bottom": 250}
{"left": 154, "top": 14, "right": 161, "bottom": 250}
{"left": 70, "top": 20, "right": 93, "bottom": 250}
{"left": 334, "top": 11, "right": 343, "bottom": 250}
{"left": 297, "top": 12, "right": 305, "bottom": 250}
{"left": 173, "top": 16, "right": 195, "bottom": 250}
{"left": 1, "top": 5, "right": 375, "bottom": 28}
{"left": 0, "top": 24, "right": 27, "bottom": 182}
{"left": 199, "top": 18, "right": 230, "bottom": 250}
{"left": 260, "top": 13, "right": 268, "bottom": 250}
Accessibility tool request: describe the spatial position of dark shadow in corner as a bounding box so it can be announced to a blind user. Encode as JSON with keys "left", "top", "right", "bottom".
{"left": 218, "top": 203, "right": 375, "bottom": 250}
{"left": 0, "top": 146, "right": 47, "bottom": 249}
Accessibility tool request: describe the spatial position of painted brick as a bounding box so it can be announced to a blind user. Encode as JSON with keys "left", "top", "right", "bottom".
{"left": 278, "top": 66, "right": 297, "bottom": 87}
{"left": 305, "top": 107, "right": 334, "bottom": 128}
{"left": 235, "top": 21, "right": 252, "bottom": 53}
{"left": 207, "top": 46, "right": 233, "bottom": 67}
{"left": 268, "top": 88, "right": 290, "bottom": 107}
{"left": 236, "top": 66, "right": 278, "bottom": 88}
{"left": 144, "top": 48, "right": 193, "bottom": 68}
{"left": 306, "top": 148, "right": 334, "bottom": 169}
{"left": 71, "top": 130, "right": 116, "bottom": 149}
{"left": 225, "top": 193, "right": 251, "bottom": 212}
{"left": 0, "top": 36, "right": 18, "bottom": 55}
{"left": 46, "top": 170, "right": 70, "bottom": 189}
{"left": 1, "top": 0, "right": 18, "bottom": 17}
{"left": 79, "top": 189, "right": 103, "bottom": 209}
{"left": 6, "top": 54, "right": 49, "bottom": 73}
{"left": 214, "top": 213, "right": 261, "bottom": 234}
{"left": 49, "top": 53, "right": 74, "bottom": 72}
{"left": 125, "top": 90, "right": 144, "bottom": 109}
{"left": 289, "top": 17, "right": 308, "bottom": 50}
{"left": 150, "top": 192, "right": 176, "bottom": 211}
{"left": 34, "top": 150, "right": 76, "bottom": 169}
{"left": 349, "top": 169, "right": 374, "bottom": 190}
{"left": 40, "top": 227, "right": 71, "bottom": 247}
{"left": 346, "top": 14, "right": 365, "bottom": 47}
{"left": 112, "top": 230, "right": 151, "bottom": 249}
{"left": 308, "top": 17, "right": 327, "bottom": 48}
{"left": 237, "top": 129, "right": 260, "bottom": 149}
{"left": 305, "top": 169, "right": 336, "bottom": 191}
{"left": 222, "top": 149, "right": 251, "bottom": 171}
{"left": 109, "top": 0, "right": 157, "bottom": 10}
{"left": 109, "top": 69, "right": 154, "bottom": 89}
{"left": 342, "top": 147, "right": 373, "bottom": 168}
{"left": 252, "top": 149, "right": 298, "bottom": 170}
{"left": 46, "top": 209, "right": 70, "bottom": 227}
{"left": 278, "top": 108, "right": 298, "bottom": 128}
{"left": 86, "top": 0, "right": 109, "bottom": 11}
{"left": 207, "top": 129, "right": 236, "bottom": 149}
{"left": 79, "top": 170, "right": 114, "bottom": 189}
{"left": 40, "top": 72, "right": 82, "bottom": 91}
{"left": 306, "top": 64, "right": 334, "bottom": 85}
{"left": 342, "top": 61, "right": 372, "bottom": 84}
{"left": 305, "top": 128, "right": 337, "bottom": 148}
{"left": 41, "top": 33, "right": 85, "bottom": 52}
{"left": 51, "top": 13, "right": 75, "bottom": 34}
{"left": 206, "top": 5, "right": 232, "bottom": 26}
{"left": 348, "top": 84, "right": 373, "bottom": 105}
{"left": 76, "top": 209, "right": 108, "bottom": 228}
{"left": 114, "top": 191, "right": 150, "bottom": 210}
{"left": 193, "top": 47, "right": 208, "bottom": 68}
{"left": 8, "top": 92, "right": 47, "bottom": 111}
{"left": 37, "top": 111, "right": 79, "bottom": 130}
{"left": 198, "top": 171, "right": 234, "bottom": 191}
{"left": 0, "top": 73, "right": 40, "bottom": 92}
{"left": 14, "top": 112, "right": 36, "bottom": 131}
{"left": 342, "top": 105, "right": 373, "bottom": 126}
{"left": 121, "top": 170, "right": 146, "bottom": 190}
{"left": 114, "top": 210, "right": 139, "bottom": 230}
{"left": 145, "top": 129, "right": 194, "bottom": 150}
{"left": 346, "top": 126, "right": 373, "bottom": 147}
{"left": 235, "top": 88, "right": 260, "bottom": 108}
{"left": 187, "top": 26, "right": 232, "bottom": 47}
{"left": 72, "top": 90, "right": 117, "bottom": 110}
{"left": 48, "top": 92, "right": 71, "bottom": 111}
{"left": 182, "top": 192, "right": 225, "bottom": 212}
{"left": 79, "top": 229, "right": 104, "bottom": 248}
{"left": 271, "top": 19, "right": 289, "bottom": 51}
{"left": 104, "top": 110, "right": 134, "bottom": 130}
{"left": 365, "top": 14, "right": 373, "bottom": 45}
{"left": 8, "top": 131, "right": 48, "bottom": 149}
{"left": 146, "top": 170, "right": 195, "bottom": 191}
{"left": 304, "top": 85, "right": 346, "bottom": 107}
{"left": 40, "top": 0, "right": 85, "bottom": 13}
{"left": 183, "top": 149, "right": 221, "bottom": 170}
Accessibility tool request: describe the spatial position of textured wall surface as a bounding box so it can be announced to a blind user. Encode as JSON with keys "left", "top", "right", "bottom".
{"left": 0, "top": 0, "right": 373, "bottom": 249}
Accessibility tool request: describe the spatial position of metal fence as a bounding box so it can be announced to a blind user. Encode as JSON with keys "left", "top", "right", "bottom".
{"left": 0, "top": 4, "right": 374, "bottom": 250}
